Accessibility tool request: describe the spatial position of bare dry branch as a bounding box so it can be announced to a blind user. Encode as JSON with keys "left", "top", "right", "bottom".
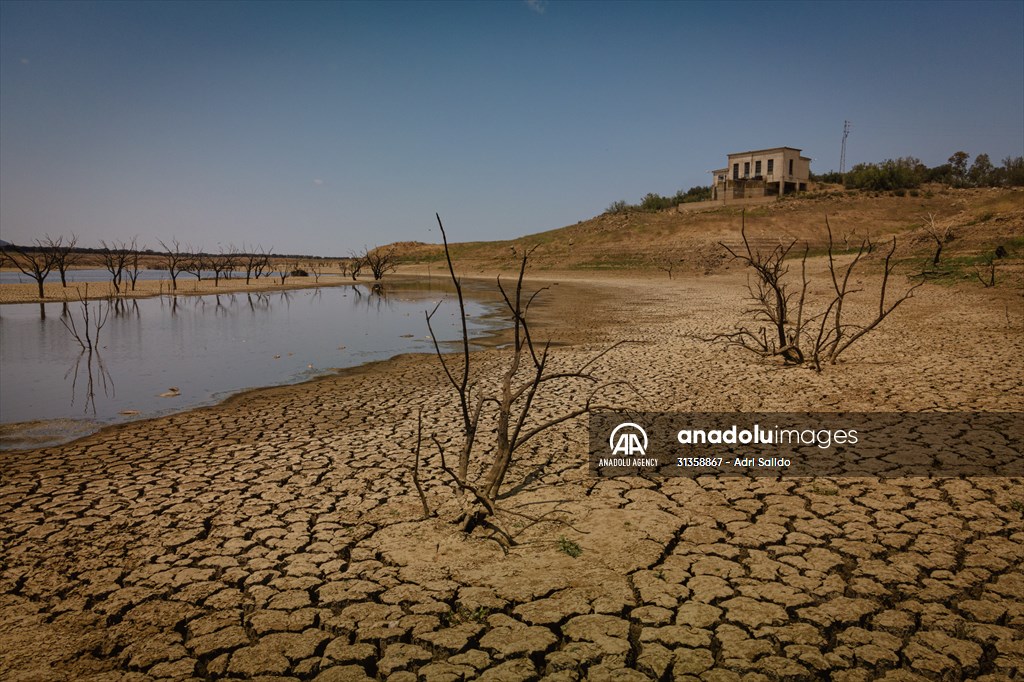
{"left": 702, "top": 212, "right": 919, "bottom": 371}
{"left": 2, "top": 239, "right": 59, "bottom": 298}
{"left": 422, "top": 214, "right": 627, "bottom": 536}
{"left": 411, "top": 410, "right": 431, "bottom": 519}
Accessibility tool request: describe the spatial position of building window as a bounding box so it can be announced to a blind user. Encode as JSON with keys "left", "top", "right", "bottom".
{"left": 743, "top": 162, "right": 750, "bottom": 178}
{"left": 733, "top": 164, "right": 739, "bottom": 180}
{"left": 789, "top": 159, "right": 794, "bottom": 175}
{"left": 755, "top": 160, "right": 762, "bottom": 177}
{"left": 767, "top": 159, "right": 774, "bottom": 175}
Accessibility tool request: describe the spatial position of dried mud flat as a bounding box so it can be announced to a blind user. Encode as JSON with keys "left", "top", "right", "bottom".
{"left": 1, "top": 269, "right": 1022, "bottom": 682}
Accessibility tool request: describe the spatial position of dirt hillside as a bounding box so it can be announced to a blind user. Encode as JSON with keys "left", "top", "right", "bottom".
{"left": 394, "top": 186, "right": 1024, "bottom": 277}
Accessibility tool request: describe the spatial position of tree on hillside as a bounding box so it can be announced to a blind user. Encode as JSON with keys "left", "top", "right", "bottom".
{"left": 677, "top": 185, "right": 712, "bottom": 203}
{"left": 969, "top": 153, "right": 995, "bottom": 187}
{"left": 651, "top": 254, "right": 681, "bottom": 279}
{"left": 923, "top": 213, "right": 954, "bottom": 266}
{"left": 844, "top": 157, "right": 923, "bottom": 190}
{"left": 1003, "top": 155, "right": 1024, "bottom": 186}
{"left": 924, "top": 163, "right": 953, "bottom": 185}
{"left": 605, "top": 200, "right": 630, "bottom": 215}
{"left": 949, "top": 151, "right": 970, "bottom": 187}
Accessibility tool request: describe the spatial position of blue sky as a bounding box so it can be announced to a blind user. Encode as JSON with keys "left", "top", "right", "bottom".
{"left": 1, "top": 0, "right": 1022, "bottom": 254}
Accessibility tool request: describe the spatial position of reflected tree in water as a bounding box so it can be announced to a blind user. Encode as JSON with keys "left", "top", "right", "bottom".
{"left": 246, "top": 292, "right": 272, "bottom": 313}
{"left": 109, "top": 297, "right": 140, "bottom": 318}
{"left": 59, "top": 288, "right": 115, "bottom": 414}
{"left": 350, "top": 283, "right": 392, "bottom": 312}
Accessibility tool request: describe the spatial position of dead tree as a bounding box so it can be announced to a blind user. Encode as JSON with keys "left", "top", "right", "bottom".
{"left": 711, "top": 214, "right": 808, "bottom": 364}
{"left": 60, "top": 284, "right": 110, "bottom": 351}
{"left": 702, "top": 212, "right": 920, "bottom": 371}
{"left": 808, "top": 219, "right": 921, "bottom": 369}
{"left": 425, "top": 213, "right": 626, "bottom": 539}
{"left": 222, "top": 246, "right": 240, "bottom": 280}
{"left": 60, "top": 285, "right": 114, "bottom": 414}
{"left": 309, "top": 260, "right": 325, "bottom": 283}
{"left": 1, "top": 240, "right": 58, "bottom": 298}
{"left": 974, "top": 254, "right": 996, "bottom": 288}
{"left": 241, "top": 245, "right": 270, "bottom": 284}
{"left": 48, "top": 234, "right": 81, "bottom": 287}
{"left": 348, "top": 252, "right": 364, "bottom": 280}
{"left": 100, "top": 239, "right": 134, "bottom": 294}
{"left": 256, "top": 249, "right": 272, "bottom": 280}
{"left": 183, "top": 247, "right": 207, "bottom": 282}
{"left": 362, "top": 245, "right": 398, "bottom": 280}
{"left": 923, "top": 213, "right": 954, "bottom": 266}
{"left": 209, "top": 247, "right": 237, "bottom": 287}
{"left": 158, "top": 239, "right": 186, "bottom": 291}
{"left": 651, "top": 255, "right": 680, "bottom": 279}
{"left": 125, "top": 238, "right": 144, "bottom": 291}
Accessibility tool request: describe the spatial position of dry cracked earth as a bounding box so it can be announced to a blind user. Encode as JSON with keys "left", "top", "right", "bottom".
{"left": 1, "top": 271, "right": 1022, "bottom": 681}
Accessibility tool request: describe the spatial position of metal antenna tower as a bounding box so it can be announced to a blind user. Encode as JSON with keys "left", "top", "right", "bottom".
{"left": 839, "top": 120, "right": 851, "bottom": 173}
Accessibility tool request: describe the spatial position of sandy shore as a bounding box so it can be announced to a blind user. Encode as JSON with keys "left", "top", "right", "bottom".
{"left": 0, "top": 272, "right": 364, "bottom": 305}
{"left": 1, "top": 266, "right": 1022, "bottom": 680}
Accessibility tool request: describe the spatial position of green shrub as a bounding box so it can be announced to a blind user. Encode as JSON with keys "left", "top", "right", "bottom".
{"left": 845, "top": 157, "right": 924, "bottom": 191}
{"left": 608, "top": 185, "right": 712, "bottom": 214}
{"left": 557, "top": 537, "right": 582, "bottom": 558}
{"left": 677, "top": 185, "right": 712, "bottom": 203}
{"left": 811, "top": 171, "right": 844, "bottom": 184}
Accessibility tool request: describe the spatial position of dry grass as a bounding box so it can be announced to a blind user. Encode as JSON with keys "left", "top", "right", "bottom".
{"left": 394, "top": 186, "right": 1024, "bottom": 275}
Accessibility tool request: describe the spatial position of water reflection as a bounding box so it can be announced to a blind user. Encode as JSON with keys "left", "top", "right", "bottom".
{"left": 1, "top": 283, "right": 499, "bottom": 441}
{"left": 56, "top": 297, "right": 117, "bottom": 415}
{"left": 110, "top": 298, "right": 140, "bottom": 318}
{"left": 66, "top": 349, "right": 114, "bottom": 415}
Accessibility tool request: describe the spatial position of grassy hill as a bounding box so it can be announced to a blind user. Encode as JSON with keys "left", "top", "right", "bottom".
{"left": 395, "top": 186, "right": 1024, "bottom": 278}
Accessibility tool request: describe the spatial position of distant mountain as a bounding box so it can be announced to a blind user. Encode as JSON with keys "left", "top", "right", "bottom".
{"left": 0, "top": 239, "right": 11, "bottom": 248}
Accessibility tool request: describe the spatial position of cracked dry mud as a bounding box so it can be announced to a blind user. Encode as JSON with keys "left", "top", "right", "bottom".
{"left": 1, "top": 271, "right": 1022, "bottom": 681}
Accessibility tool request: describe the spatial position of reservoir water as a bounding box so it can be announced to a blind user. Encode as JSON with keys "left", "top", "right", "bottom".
{"left": 0, "top": 281, "right": 498, "bottom": 449}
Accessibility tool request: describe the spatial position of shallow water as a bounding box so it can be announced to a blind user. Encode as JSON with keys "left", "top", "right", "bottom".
{"left": 0, "top": 283, "right": 498, "bottom": 448}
